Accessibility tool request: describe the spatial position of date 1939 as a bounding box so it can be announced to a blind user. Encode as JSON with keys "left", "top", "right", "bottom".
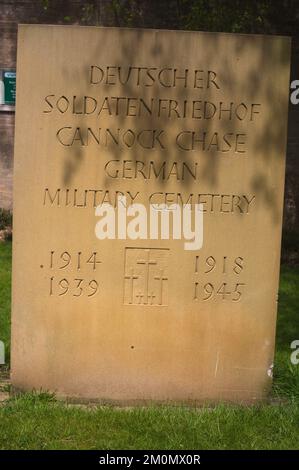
{"left": 43, "top": 250, "right": 101, "bottom": 298}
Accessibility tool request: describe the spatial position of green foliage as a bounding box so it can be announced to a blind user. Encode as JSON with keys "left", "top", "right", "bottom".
{"left": 181, "top": 0, "right": 269, "bottom": 33}
{"left": 0, "top": 209, "right": 12, "bottom": 231}
{"left": 56, "top": 0, "right": 299, "bottom": 35}
{"left": 30, "top": 1, "right": 283, "bottom": 32}
{"left": 276, "top": 265, "right": 299, "bottom": 352}
{"left": 0, "top": 393, "right": 298, "bottom": 449}
{"left": 0, "top": 242, "right": 11, "bottom": 361}
{"left": 281, "top": 230, "right": 299, "bottom": 265}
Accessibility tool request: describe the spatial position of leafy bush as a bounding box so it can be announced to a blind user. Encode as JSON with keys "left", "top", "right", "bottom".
{"left": 0, "top": 209, "right": 12, "bottom": 231}
{"left": 281, "top": 229, "right": 299, "bottom": 265}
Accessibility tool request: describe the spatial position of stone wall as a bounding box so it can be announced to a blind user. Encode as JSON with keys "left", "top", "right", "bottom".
{"left": 0, "top": 0, "right": 298, "bottom": 236}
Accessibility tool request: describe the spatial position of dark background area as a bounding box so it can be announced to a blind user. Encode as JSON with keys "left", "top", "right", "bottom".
{"left": 0, "top": 0, "right": 298, "bottom": 263}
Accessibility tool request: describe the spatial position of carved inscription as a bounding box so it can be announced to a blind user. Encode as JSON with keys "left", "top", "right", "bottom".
{"left": 42, "top": 250, "right": 101, "bottom": 298}
{"left": 43, "top": 187, "right": 256, "bottom": 214}
{"left": 193, "top": 255, "right": 245, "bottom": 302}
{"left": 124, "top": 248, "right": 169, "bottom": 306}
{"left": 12, "top": 25, "right": 290, "bottom": 402}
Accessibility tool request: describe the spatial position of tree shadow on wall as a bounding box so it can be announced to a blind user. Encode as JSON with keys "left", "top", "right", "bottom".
{"left": 59, "top": 26, "right": 290, "bottom": 228}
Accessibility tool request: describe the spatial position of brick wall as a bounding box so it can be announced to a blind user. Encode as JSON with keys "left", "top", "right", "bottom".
{"left": 0, "top": 0, "right": 112, "bottom": 210}
{"left": 0, "top": 112, "right": 14, "bottom": 209}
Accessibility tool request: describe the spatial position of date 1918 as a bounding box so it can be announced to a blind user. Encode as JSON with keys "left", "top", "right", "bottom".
{"left": 194, "top": 255, "right": 246, "bottom": 302}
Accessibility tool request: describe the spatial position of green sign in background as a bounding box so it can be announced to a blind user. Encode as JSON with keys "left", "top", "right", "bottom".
{"left": 4, "top": 71, "right": 16, "bottom": 105}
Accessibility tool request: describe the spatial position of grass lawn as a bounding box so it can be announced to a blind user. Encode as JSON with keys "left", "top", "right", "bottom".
{"left": 0, "top": 240, "right": 298, "bottom": 450}
{"left": 0, "top": 241, "right": 11, "bottom": 363}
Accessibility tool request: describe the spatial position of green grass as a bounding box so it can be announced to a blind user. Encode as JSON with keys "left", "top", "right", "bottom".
{"left": 273, "top": 265, "right": 299, "bottom": 401}
{"left": 0, "top": 241, "right": 11, "bottom": 362}
{"left": 0, "top": 241, "right": 298, "bottom": 450}
{"left": 0, "top": 394, "right": 298, "bottom": 450}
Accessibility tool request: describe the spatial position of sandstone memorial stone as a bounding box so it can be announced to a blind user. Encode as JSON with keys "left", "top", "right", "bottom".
{"left": 12, "top": 25, "right": 291, "bottom": 403}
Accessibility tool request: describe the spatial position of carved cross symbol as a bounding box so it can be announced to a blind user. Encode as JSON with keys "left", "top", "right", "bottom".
{"left": 147, "top": 292, "right": 156, "bottom": 305}
{"left": 154, "top": 269, "right": 168, "bottom": 305}
{"left": 124, "top": 267, "right": 139, "bottom": 304}
{"left": 137, "top": 249, "right": 157, "bottom": 304}
{"left": 136, "top": 292, "right": 144, "bottom": 305}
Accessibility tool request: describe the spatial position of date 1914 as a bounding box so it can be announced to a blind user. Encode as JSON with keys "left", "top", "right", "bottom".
{"left": 42, "top": 250, "right": 102, "bottom": 298}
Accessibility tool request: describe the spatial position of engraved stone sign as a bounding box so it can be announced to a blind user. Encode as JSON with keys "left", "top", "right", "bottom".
{"left": 12, "top": 25, "right": 291, "bottom": 403}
